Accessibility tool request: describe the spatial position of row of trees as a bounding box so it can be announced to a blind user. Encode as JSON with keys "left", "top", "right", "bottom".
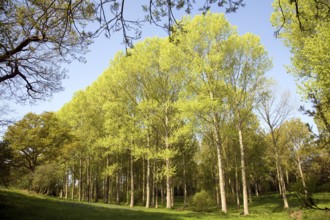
{"left": 2, "top": 13, "right": 329, "bottom": 215}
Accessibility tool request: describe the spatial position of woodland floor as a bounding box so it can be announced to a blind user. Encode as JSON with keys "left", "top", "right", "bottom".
{"left": 0, "top": 188, "right": 329, "bottom": 220}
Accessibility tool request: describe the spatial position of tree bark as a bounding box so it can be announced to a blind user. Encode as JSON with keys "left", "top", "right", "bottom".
{"left": 238, "top": 128, "right": 249, "bottom": 215}
{"left": 104, "top": 156, "right": 109, "bottom": 203}
{"left": 183, "top": 154, "right": 188, "bottom": 207}
{"left": 235, "top": 164, "right": 240, "bottom": 210}
{"left": 116, "top": 170, "right": 120, "bottom": 204}
{"left": 297, "top": 156, "right": 308, "bottom": 196}
{"left": 210, "top": 91, "right": 227, "bottom": 213}
{"left": 165, "top": 112, "right": 172, "bottom": 209}
{"left": 71, "top": 165, "right": 75, "bottom": 200}
{"left": 79, "top": 157, "right": 83, "bottom": 202}
{"left": 142, "top": 158, "right": 145, "bottom": 205}
{"left": 130, "top": 154, "right": 134, "bottom": 208}
{"left": 146, "top": 158, "right": 151, "bottom": 208}
{"left": 65, "top": 166, "right": 68, "bottom": 199}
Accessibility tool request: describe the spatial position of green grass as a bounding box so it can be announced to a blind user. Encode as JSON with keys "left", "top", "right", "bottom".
{"left": 0, "top": 189, "right": 329, "bottom": 220}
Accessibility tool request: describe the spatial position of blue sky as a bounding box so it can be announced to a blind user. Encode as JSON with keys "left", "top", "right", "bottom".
{"left": 11, "top": 0, "right": 315, "bottom": 129}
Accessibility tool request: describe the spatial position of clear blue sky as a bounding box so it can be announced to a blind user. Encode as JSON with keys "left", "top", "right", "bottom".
{"left": 11, "top": 0, "right": 315, "bottom": 129}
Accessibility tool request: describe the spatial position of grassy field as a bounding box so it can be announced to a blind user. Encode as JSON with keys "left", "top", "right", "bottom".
{"left": 0, "top": 188, "right": 329, "bottom": 220}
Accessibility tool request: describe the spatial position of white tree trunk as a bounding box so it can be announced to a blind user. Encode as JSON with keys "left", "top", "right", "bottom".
{"left": 238, "top": 128, "right": 249, "bottom": 215}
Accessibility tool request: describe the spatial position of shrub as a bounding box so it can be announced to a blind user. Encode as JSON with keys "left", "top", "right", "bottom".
{"left": 191, "top": 190, "right": 215, "bottom": 212}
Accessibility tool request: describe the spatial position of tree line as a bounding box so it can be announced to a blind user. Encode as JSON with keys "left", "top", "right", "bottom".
{"left": 1, "top": 13, "right": 329, "bottom": 215}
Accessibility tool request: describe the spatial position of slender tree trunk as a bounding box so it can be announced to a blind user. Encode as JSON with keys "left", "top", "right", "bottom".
{"left": 229, "top": 178, "right": 235, "bottom": 203}
{"left": 238, "top": 127, "right": 249, "bottom": 215}
{"left": 146, "top": 130, "right": 151, "bottom": 208}
{"left": 152, "top": 169, "right": 155, "bottom": 207}
{"left": 271, "top": 130, "right": 289, "bottom": 209}
{"left": 210, "top": 90, "right": 227, "bottom": 214}
{"left": 275, "top": 161, "right": 282, "bottom": 194}
{"left": 171, "top": 185, "right": 174, "bottom": 208}
{"left": 146, "top": 158, "right": 151, "bottom": 208}
{"left": 126, "top": 163, "right": 129, "bottom": 204}
{"left": 161, "top": 182, "right": 164, "bottom": 205}
{"left": 248, "top": 178, "right": 252, "bottom": 203}
{"left": 65, "top": 166, "right": 68, "bottom": 199}
{"left": 104, "top": 156, "right": 109, "bottom": 203}
{"left": 142, "top": 158, "right": 145, "bottom": 205}
{"left": 286, "top": 168, "right": 289, "bottom": 185}
{"left": 297, "top": 156, "right": 308, "bottom": 196}
{"left": 279, "top": 165, "right": 289, "bottom": 208}
{"left": 235, "top": 164, "right": 240, "bottom": 210}
{"left": 130, "top": 154, "right": 134, "bottom": 208}
{"left": 71, "top": 165, "right": 75, "bottom": 200}
{"left": 155, "top": 183, "right": 158, "bottom": 208}
{"left": 255, "top": 181, "right": 259, "bottom": 197}
{"left": 116, "top": 171, "right": 120, "bottom": 204}
{"left": 183, "top": 154, "right": 188, "bottom": 207}
{"left": 215, "top": 184, "right": 220, "bottom": 208}
{"left": 165, "top": 112, "right": 172, "bottom": 209}
{"left": 86, "top": 157, "right": 90, "bottom": 202}
{"left": 79, "top": 157, "right": 83, "bottom": 202}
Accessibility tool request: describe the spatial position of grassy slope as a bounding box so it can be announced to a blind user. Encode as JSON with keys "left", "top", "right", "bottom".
{"left": 0, "top": 189, "right": 329, "bottom": 220}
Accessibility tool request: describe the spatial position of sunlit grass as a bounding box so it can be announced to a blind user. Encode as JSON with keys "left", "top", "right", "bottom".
{"left": 0, "top": 188, "right": 329, "bottom": 220}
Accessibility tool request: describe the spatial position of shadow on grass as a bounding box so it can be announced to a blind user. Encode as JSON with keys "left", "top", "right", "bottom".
{"left": 248, "top": 193, "right": 301, "bottom": 214}
{"left": 0, "top": 189, "right": 189, "bottom": 220}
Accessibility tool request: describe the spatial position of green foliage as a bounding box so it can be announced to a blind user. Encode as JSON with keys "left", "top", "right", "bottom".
{"left": 190, "top": 190, "right": 215, "bottom": 212}
{"left": 32, "top": 163, "right": 63, "bottom": 195}
{"left": 4, "top": 112, "right": 69, "bottom": 190}
{"left": 0, "top": 141, "right": 12, "bottom": 186}
{"left": 271, "top": 0, "right": 330, "bottom": 142}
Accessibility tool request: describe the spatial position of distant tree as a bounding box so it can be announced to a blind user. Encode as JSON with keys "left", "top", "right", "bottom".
{"left": 257, "top": 88, "right": 293, "bottom": 208}
{"left": 4, "top": 112, "right": 69, "bottom": 187}
{"left": 0, "top": 140, "right": 12, "bottom": 186}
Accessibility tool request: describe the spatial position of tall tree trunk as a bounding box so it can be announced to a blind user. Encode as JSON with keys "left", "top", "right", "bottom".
{"left": 215, "top": 184, "right": 220, "bottom": 208}
{"left": 165, "top": 112, "right": 172, "bottom": 209}
{"left": 65, "top": 165, "right": 68, "bottom": 199}
{"left": 297, "top": 156, "right": 308, "bottom": 196}
{"left": 255, "top": 181, "right": 259, "bottom": 197}
{"left": 152, "top": 171, "right": 155, "bottom": 207}
{"left": 235, "top": 164, "right": 240, "bottom": 210}
{"left": 104, "top": 156, "right": 109, "bottom": 203}
{"left": 155, "top": 183, "right": 158, "bottom": 208}
{"left": 238, "top": 127, "right": 249, "bottom": 215}
{"left": 271, "top": 130, "right": 289, "bottom": 209}
{"left": 279, "top": 165, "right": 289, "bottom": 208}
{"left": 210, "top": 90, "right": 227, "bottom": 214}
{"left": 171, "top": 185, "right": 174, "bottom": 208}
{"left": 130, "top": 154, "right": 134, "bottom": 208}
{"left": 79, "top": 157, "right": 83, "bottom": 202}
{"left": 275, "top": 161, "right": 282, "bottom": 194}
{"left": 161, "top": 182, "right": 164, "bottom": 205}
{"left": 146, "top": 130, "right": 151, "bottom": 208}
{"left": 94, "top": 161, "right": 99, "bottom": 203}
{"left": 142, "top": 158, "right": 145, "bottom": 205}
{"left": 116, "top": 170, "right": 120, "bottom": 204}
{"left": 126, "top": 163, "right": 129, "bottom": 204}
{"left": 146, "top": 158, "right": 151, "bottom": 208}
{"left": 71, "top": 165, "right": 75, "bottom": 200}
{"left": 86, "top": 157, "right": 90, "bottom": 202}
{"left": 212, "top": 122, "right": 227, "bottom": 213}
{"left": 183, "top": 154, "right": 188, "bottom": 207}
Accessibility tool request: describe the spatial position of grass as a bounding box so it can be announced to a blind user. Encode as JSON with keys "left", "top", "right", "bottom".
{"left": 0, "top": 188, "right": 329, "bottom": 220}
